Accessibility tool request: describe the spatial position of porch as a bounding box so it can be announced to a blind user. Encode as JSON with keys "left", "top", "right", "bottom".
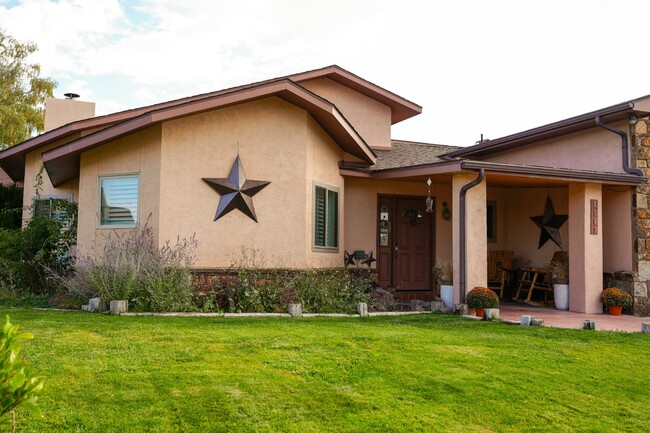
{"left": 498, "top": 302, "right": 650, "bottom": 332}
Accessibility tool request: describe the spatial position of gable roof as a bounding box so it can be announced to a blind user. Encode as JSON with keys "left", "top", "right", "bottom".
{"left": 447, "top": 95, "right": 650, "bottom": 158}
{"left": 0, "top": 65, "right": 418, "bottom": 184}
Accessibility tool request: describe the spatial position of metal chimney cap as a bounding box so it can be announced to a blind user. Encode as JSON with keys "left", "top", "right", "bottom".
{"left": 64, "top": 93, "right": 80, "bottom": 100}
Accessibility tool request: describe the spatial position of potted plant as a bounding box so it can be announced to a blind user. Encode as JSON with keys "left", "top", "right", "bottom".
{"left": 434, "top": 259, "right": 453, "bottom": 308}
{"left": 466, "top": 286, "right": 499, "bottom": 318}
{"left": 549, "top": 256, "right": 569, "bottom": 310}
{"left": 600, "top": 287, "right": 633, "bottom": 316}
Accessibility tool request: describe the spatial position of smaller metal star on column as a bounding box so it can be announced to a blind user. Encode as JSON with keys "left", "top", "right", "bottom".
{"left": 202, "top": 155, "right": 270, "bottom": 222}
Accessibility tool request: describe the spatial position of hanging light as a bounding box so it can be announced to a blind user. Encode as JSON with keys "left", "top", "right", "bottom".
{"left": 425, "top": 177, "right": 433, "bottom": 213}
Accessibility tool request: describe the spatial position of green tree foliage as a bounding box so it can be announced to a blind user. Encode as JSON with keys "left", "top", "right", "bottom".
{"left": 0, "top": 28, "right": 56, "bottom": 149}
{"left": 0, "top": 316, "right": 44, "bottom": 431}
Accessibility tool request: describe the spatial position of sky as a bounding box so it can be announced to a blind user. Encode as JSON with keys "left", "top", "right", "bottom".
{"left": 2, "top": 0, "right": 650, "bottom": 147}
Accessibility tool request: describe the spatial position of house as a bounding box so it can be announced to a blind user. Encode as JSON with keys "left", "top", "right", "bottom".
{"left": 1, "top": 65, "right": 649, "bottom": 316}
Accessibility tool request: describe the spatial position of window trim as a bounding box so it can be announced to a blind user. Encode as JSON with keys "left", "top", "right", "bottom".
{"left": 312, "top": 181, "right": 339, "bottom": 253}
{"left": 487, "top": 200, "right": 497, "bottom": 243}
{"left": 97, "top": 174, "right": 140, "bottom": 229}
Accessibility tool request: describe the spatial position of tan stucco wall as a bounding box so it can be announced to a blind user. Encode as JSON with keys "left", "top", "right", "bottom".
{"left": 343, "top": 178, "right": 453, "bottom": 269}
{"left": 602, "top": 188, "right": 633, "bottom": 272}
{"left": 44, "top": 98, "right": 95, "bottom": 132}
{"left": 569, "top": 183, "right": 603, "bottom": 313}
{"left": 76, "top": 125, "right": 162, "bottom": 254}
{"left": 452, "top": 173, "right": 487, "bottom": 303}
{"left": 300, "top": 78, "right": 392, "bottom": 149}
{"left": 492, "top": 187, "right": 569, "bottom": 269}
{"left": 483, "top": 121, "right": 629, "bottom": 174}
{"left": 157, "top": 97, "right": 344, "bottom": 269}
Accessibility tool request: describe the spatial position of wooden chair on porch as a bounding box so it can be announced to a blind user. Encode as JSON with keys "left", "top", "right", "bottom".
{"left": 513, "top": 251, "right": 568, "bottom": 305}
{"left": 487, "top": 250, "right": 514, "bottom": 299}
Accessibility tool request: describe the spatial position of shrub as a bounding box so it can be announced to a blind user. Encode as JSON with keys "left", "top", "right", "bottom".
{"left": 600, "top": 287, "right": 633, "bottom": 308}
{"left": 0, "top": 316, "right": 44, "bottom": 431}
{"left": 71, "top": 223, "right": 198, "bottom": 312}
{"left": 0, "top": 184, "right": 22, "bottom": 230}
{"left": 466, "top": 286, "right": 499, "bottom": 310}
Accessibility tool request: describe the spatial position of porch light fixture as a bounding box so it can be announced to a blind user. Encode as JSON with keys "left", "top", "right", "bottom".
{"left": 442, "top": 201, "right": 451, "bottom": 221}
{"left": 425, "top": 177, "right": 433, "bottom": 213}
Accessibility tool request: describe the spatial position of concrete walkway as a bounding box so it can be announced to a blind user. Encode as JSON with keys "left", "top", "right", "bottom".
{"left": 499, "top": 302, "right": 650, "bottom": 333}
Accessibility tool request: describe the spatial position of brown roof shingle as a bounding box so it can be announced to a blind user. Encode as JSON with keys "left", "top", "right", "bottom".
{"left": 371, "top": 140, "right": 460, "bottom": 171}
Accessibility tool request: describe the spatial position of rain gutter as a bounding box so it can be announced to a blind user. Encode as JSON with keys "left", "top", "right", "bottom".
{"left": 594, "top": 116, "right": 645, "bottom": 177}
{"left": 459, "top": 169, "right": 484, "bottom": 303}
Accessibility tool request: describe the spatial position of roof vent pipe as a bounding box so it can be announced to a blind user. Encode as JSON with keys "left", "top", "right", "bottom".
{"left": 595, "top": 116, "right": 644, "bottom": 177}
{"left": 459, "top": 169, "right": 485, "bottom": 303}
{"left": 64, "top": 93, "right": 80, "bottom": 100}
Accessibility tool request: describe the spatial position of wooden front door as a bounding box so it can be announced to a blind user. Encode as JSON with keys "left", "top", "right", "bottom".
{"left": 377, "top": 196, "right": 433, "bottom": 291}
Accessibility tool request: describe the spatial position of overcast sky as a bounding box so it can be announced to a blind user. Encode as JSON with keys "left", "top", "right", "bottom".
{"left": 2, "top": 0, "right": 650, "bottom": 147}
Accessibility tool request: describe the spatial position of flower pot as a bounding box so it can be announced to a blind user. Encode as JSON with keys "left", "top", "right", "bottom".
{"left": 475, "top": 309, "right": 484, "bottom": 318}
{"left": 608, "top": 305, "right": 623, "bottom": 316}
{"left": 440, "top": 284, "right": 454, "bottom": 308}
{"left": 553, "top": 284, "right": 569, "bottom": 310}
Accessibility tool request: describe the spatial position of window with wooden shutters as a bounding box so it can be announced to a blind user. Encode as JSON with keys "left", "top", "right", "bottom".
{"left": 314, "top": 184, "right": 338, "bottom": 250}
{"left": 99, "top": 175, "right": 139, "bottom": 227}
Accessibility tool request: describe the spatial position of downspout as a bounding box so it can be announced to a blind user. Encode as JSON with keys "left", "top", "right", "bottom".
{"left": 595, "top": 116, "right": 644, "bottom": 177}
{"left": 459, "top": 169, "right": 485, "bottom": 303}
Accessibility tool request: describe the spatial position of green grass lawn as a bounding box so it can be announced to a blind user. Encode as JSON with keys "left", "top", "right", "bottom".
{"left": 2, "top": 309, "right": 649, "bottom": 432}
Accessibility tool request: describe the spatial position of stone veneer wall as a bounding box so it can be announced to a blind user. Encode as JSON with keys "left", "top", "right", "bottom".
{"left": 632, "top": 118, "right": 650, "bottom": 316}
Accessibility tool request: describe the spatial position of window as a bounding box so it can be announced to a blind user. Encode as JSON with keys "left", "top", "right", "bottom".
{"left": 487, "top": 201, "right": 497, "bottom": 243}
{"left": 99, "top": 175, "right": 139, "bottom": 227}
{"left": 32, "top": 194, "right": 73, "bottom": 228}
{"left": 314, "top": 184, "right": 338, "bottom": 249}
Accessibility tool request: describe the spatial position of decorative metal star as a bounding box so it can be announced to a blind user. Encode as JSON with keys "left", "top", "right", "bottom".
{"left": 361, "top": 251, "right": 377, "bottom": 268}
{"left": 202, "top": 155, "right": 270, "bottom": 222}
{"left": 530, "top": 197, "right": 568, "bottom": 249}
{"left": 344, "top": 251, "right": 356, "bottom": 268}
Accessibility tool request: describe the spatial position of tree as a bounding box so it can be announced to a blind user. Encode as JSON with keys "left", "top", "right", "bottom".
{"left": 0, "top": 28, "right": 56, "bottom": 150}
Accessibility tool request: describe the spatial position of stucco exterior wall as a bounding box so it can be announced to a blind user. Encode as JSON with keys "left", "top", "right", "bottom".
{"left": 300, "top": 78, "right": 392, "bottom": 149}
{"left": 157, "top": 97, "right": 344, "bottom": 269}
{"left": 76, "top": 125, "right": 162, "bottom": 254}
{"left": 483, "top": 122, "right": 628, "bottom": 174}
{"left": 44, "top": 98, "right": 95, "bottom": 132}
{"left": 602, "top": 188, "right": 633, "bottom": 272}
{"left": 492, "top": 187, "right": 569, "bottom": 269}
{"left": 343, "top": 178, "right": 453, "bottom": 267}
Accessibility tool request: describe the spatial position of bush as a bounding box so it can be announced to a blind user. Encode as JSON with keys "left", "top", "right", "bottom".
{"left": 0, "top": 316, "right": 44, "bottom": 431}
{"left": 0, "top": 184, "right": 22, "bottom": 230}
{"left": 70, "top": 223, "right": 198, "bottom": 312}
{"left": 600, "top": 287, "right": 633, "bottom": 308}
{"left": 466, "top": 286, "right": 499, "bottom": 310}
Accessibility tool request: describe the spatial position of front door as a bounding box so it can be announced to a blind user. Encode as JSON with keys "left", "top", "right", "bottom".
{"left": 377, "top": 196, "right": 433, "bottom": 291}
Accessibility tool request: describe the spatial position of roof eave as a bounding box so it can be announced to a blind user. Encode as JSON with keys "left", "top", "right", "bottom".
{"left": 448, "top": 100, "right": 649, "bottom": 158}
{"left": 43, "top": 80, "right": 376, "bottom": 187}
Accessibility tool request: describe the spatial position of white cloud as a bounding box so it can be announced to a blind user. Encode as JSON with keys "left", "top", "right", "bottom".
{"left": 2, "top": 0, "right": 650, "bottom": 145}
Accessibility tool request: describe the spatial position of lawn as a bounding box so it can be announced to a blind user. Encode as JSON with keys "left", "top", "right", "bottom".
{"left": 3, "top": 309, "right": 649, "bottom": 432}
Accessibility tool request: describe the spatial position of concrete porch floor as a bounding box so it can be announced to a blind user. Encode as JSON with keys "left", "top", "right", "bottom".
{"left": 498, "top": 302, "right": 650, "bottom": 333}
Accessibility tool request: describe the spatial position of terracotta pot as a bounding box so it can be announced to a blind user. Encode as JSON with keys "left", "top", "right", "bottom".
{"left": 475, "top": 309, "right": 484, "bottom": 318}
{"left": 608, "top": 305, "right": 623, "bottom": 316}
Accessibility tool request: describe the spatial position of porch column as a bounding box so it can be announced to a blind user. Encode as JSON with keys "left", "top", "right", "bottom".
{"left": 568, "top": 183, "right": 603, "bottom": 313}
{"left": 452, "top": 172, "right": 487, "bottom": 304}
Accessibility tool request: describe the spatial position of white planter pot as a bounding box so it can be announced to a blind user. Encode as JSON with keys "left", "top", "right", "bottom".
{"left": 440, "top": 284, "right": 454, "bottom": 308}
{"left": 554, "top": 284, "right": 569, "bottom": 310}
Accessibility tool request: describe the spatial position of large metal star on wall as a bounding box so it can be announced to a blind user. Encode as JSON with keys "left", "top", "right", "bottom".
{"left": 530, "top": 197, "right": 568, "bottom": 249}
{"left": 202, "top": 155, "right": 270, "bottom": 222}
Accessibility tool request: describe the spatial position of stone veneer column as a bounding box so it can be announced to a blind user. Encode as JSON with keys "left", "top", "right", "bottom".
{"left": 452, "top": 172, "right": 487, "bottom": 304}
{"left": 568, "top": 183, "right": 603, "bottom": 313}
{"left": 632, "top": 118, "right": 650, "bottom": 316}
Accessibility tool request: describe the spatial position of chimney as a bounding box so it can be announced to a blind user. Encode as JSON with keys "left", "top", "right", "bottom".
{"left": 44, "top": 93, "right": 96, "bottom": 132}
